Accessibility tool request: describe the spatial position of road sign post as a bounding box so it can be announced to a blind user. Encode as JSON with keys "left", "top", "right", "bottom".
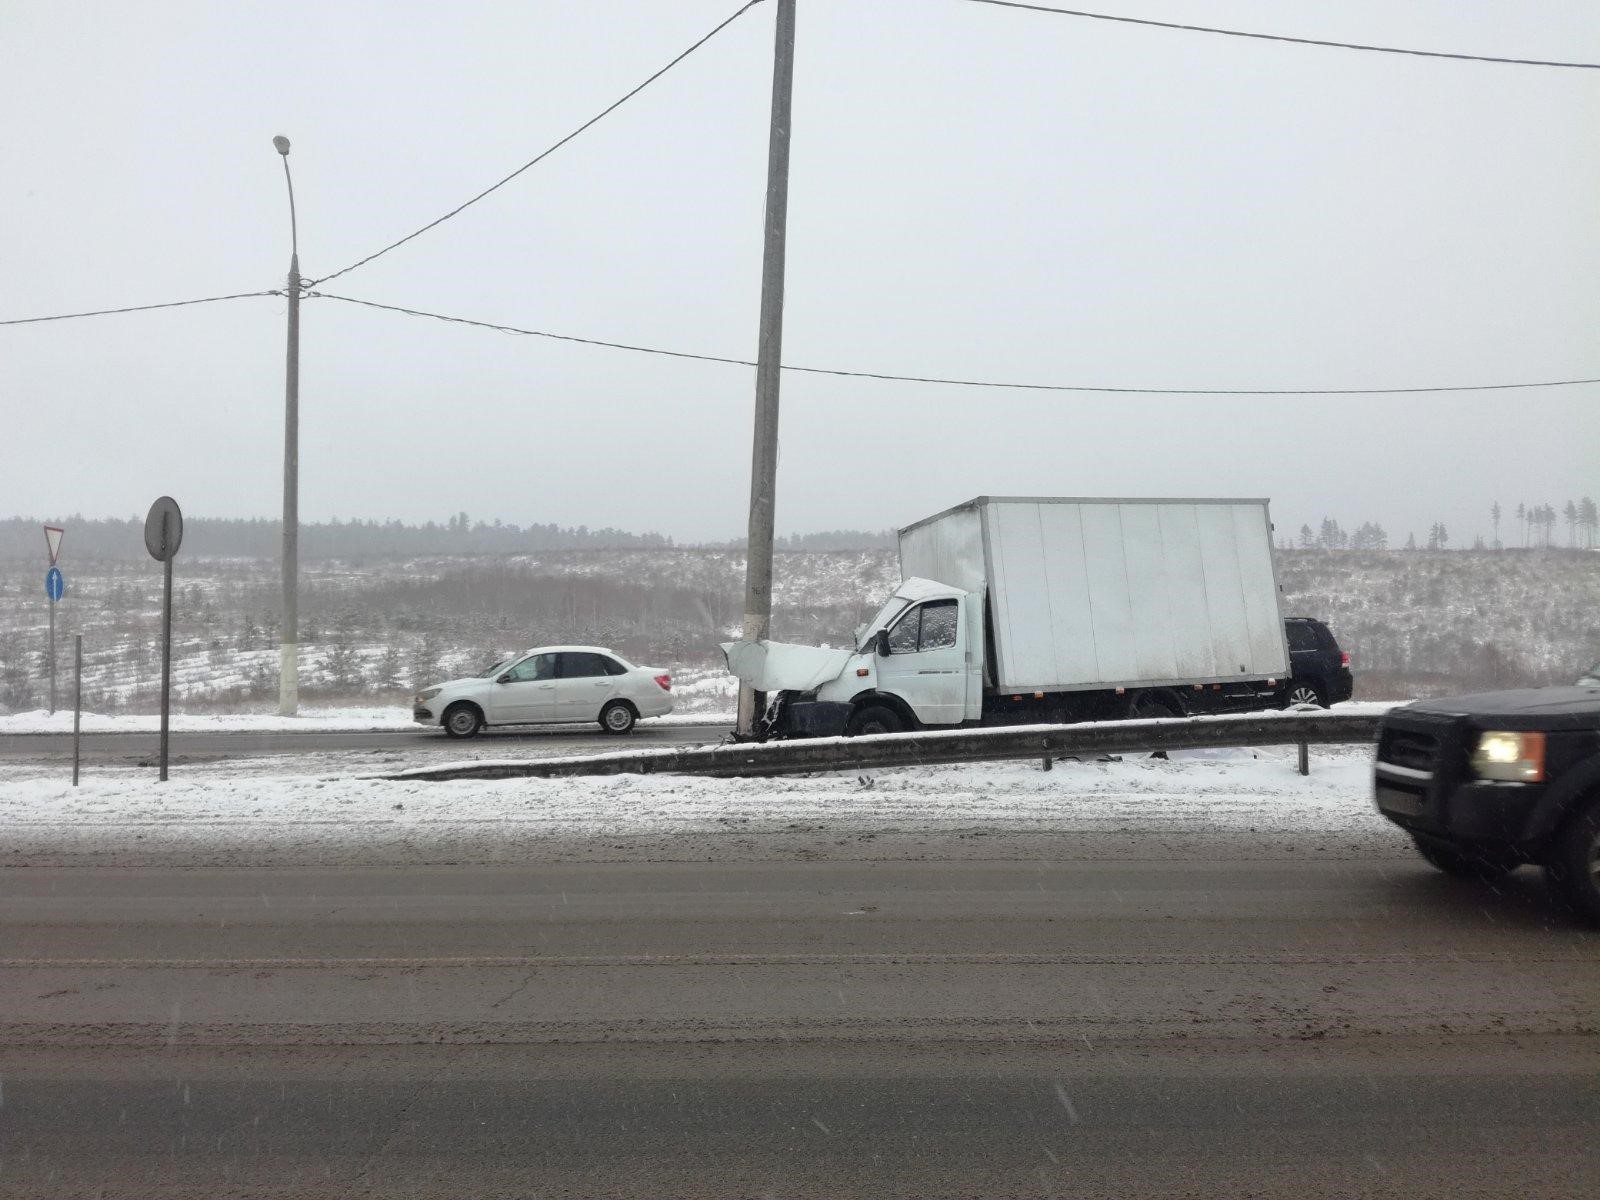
{"left": 44, "top": 526, "right": 64, "bottom": 715}
{"left": 73, "top": 634, "right": 83, "bottom": 787}
{"left": 144, "top": 498, "right": 184, "bottom": 783}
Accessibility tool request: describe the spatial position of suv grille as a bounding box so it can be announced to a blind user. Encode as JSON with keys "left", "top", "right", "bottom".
{"left": 1380, "top": 727, "right": 1440, "bottom": 772}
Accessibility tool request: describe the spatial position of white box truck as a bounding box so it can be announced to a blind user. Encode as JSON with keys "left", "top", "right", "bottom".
{"left": 723, "top": 496, "right": 1291, "bottom": 737}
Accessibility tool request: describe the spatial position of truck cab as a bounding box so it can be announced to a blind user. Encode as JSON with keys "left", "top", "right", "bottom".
{"left": 731, "top": 578, "right": 983, "bottom": 737}
{"left": 1374, "top": 686, "right": 1600, "bottom": 922}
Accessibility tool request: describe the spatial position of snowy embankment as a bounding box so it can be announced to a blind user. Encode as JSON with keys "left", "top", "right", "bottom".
{"left": 0, "top": 707, "right": 734, "bottom": 734}
{"left": 0, "top": 745, "right": 1402, "bottom": 867}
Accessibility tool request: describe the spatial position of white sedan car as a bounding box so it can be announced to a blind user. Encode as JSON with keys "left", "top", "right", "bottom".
{"left": 413, "top": 646, "right": 673, "bottom": 738}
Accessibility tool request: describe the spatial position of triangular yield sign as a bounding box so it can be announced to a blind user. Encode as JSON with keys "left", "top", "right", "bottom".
{"left": 43, "top": 525, "right": 63, "bottom": 565}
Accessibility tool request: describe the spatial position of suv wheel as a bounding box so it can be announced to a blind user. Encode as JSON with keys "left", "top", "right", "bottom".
{"left": 599, "top": 700, "right": 637, "bottom": 735}
{"left": 1545, "top": 799, "right": 1600, "bottom": 924}
{"left": 1285, "top": 679, "right": 1328, "bottom": 709}
{"left": 1412, "top": 835, "right": 1518, "bottom": 881}
{"left": 442, "top": 702, "right": 483, "bottom": 740}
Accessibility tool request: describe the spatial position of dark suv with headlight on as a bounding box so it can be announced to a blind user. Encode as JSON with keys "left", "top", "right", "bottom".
{"left": 1374, "top": 686, "right": 1600, "bottom": 921}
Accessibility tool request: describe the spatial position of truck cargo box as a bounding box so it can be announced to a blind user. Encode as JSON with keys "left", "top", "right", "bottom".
{"left": 898, "top": 497, "right": 1289, "bottom": 695}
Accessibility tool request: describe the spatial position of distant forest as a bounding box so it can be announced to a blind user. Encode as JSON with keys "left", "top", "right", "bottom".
{"left": 0, "top": 516, "right": 895, "bottom": 560}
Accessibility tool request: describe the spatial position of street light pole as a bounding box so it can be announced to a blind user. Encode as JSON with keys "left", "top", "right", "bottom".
{"left": 274, "top": 135, "right": 300, "bottom": 717}
{"left": 736, "top": 0, "right": 797, "bottom": 739}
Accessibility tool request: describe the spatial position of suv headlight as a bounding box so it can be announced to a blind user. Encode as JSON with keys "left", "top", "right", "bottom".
{"left": 1470, "top": 730, "right": 1546, "bottom": 782}
{"left": 414, "top": 687, "right": 442, "bottom": 704}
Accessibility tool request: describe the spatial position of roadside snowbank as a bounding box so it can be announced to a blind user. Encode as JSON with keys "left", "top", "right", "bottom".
{"left": 0, "top": 747, "right": 1388, "bottom": 856}
{"left": 0, "top": 708, "right": 733, "bottom": 735}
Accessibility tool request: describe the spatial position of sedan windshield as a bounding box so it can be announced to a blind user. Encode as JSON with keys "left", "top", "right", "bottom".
{"left": 478, "top": 655, "right": 516, "bottom": 678}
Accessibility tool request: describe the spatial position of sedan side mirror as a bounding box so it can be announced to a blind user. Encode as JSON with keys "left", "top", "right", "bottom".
{"left": 875, "top": 629, "right": 891, "bottom": 657}
{"left": 497, "top": 673, "right": 512, "bottom": 684}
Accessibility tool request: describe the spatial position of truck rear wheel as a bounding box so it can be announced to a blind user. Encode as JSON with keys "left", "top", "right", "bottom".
{"left": 846, "top": 704, "right": 903, "bottom": 736}
{"left": 1411, "top": 835, "right": 1518, "bottom": 881}
{"left": 1544, "top": 800, "right": 1600, "bottom": 924}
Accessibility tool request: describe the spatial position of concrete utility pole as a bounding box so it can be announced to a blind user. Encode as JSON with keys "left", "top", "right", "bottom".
{"left": 274, "top": 135, "right": 301, "bottom": 716}
{"left": 736, "top": 0, "right": 797, "bottom": 739}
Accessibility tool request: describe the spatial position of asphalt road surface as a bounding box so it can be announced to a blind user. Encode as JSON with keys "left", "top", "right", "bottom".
{"left": 0, "top": 721, "right": 730, "bottom": 764}
{"left": 2, "top": 853, "right": 1596, "bottom": 1198}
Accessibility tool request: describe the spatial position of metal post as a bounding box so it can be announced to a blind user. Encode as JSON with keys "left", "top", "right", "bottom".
{"left": 279, "top": 252, "right": 300, "bottom": 715}
{"left": 160, "top": 542, "right": 173, "bottom": 783}
{"left": 736, "top": 0, "right": 797, "bottom": 739}
{"left": 72, "top": 634, "right": 82, "bottom": 786}
{"left": 1298, "top": 740, "right": 1309, "bottom": 776}
{"left": 48, "top": 596, "right": 56, "bottom": 715}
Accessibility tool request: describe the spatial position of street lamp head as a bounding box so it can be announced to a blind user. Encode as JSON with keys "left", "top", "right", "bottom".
{"left": 273, "top": 135, "right": 291, "bottom": 156}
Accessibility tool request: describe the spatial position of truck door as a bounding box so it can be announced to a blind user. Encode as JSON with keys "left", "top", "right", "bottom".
{"left": 877, "top": 597, "right": 967, "bottom": 726}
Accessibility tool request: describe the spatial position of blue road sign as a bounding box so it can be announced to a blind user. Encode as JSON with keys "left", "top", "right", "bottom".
{"left": 45, "top": 567, "right": 64, "bottom": 602}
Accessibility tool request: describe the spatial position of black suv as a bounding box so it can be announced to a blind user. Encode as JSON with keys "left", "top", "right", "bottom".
{"left": 1281, "top": 617, "right": 1354, "bottom": 708}
{"left": 1374, "top": 687, "right": 1600, "bottom": 921}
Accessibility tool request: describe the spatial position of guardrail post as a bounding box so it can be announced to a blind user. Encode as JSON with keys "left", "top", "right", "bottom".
{"left": 1041, "top": 756, "right": 1052, "bottom": 771}
{"left": 1298, "top": 741, "right": 1309, "bottom": 776}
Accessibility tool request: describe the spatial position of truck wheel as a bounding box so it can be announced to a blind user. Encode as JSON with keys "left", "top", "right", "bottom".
{"left": 846, "top": 704, "right": 903, "bottom": 736}
{"left": 1544, "top": 800, "right": 1600, "bottom": 924}
{"left": 1411, "top": 835, "right": 1518, "bottom": 881}
{"left": 442, "top": 702, "right": 483, "bottom": 740}
{"left": 1128, "top": 690, "right": 1182, "bottom": 720}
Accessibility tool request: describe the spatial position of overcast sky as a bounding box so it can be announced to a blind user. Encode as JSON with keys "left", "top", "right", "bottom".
{"left": 3, "top": 0, "right": 1597, "bottom": 545}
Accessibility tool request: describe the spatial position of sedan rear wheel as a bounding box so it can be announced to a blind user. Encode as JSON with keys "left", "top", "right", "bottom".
{"left": 600, "top": 700, "right": 637, "bottom": 735}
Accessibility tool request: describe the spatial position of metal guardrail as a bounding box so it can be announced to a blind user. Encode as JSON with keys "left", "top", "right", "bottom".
{"left": 386, "top": 710, "right": 1382, "bottom": 782}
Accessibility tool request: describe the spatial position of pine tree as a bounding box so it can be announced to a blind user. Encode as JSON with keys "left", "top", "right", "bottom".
{"left": 1298, "top": 524, "right": 1315, "bottom": 549}
{"left": 1491, "top": 501, "right": 1501, "bottom": 550}
{"left": 1516, "top": 502, "right": 1526, "bottom": 547}
{"left": 1405, "top": 532, "right": 1417, "bottom": 550}
{"left": 1564, "top": 500, "right": 1579, "bottom": 547}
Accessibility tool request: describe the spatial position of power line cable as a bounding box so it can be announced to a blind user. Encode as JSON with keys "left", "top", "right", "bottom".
{"left": 956, "top": 0, "right": 1600, "bottom": 68}
{"left": 0, "top": 290, "right": 281, "bottom": 326}
{"left": 308, "top": 0, "right": 766, "bottom": 288}
{"left": 309, "top": 290, "right": 1600, "bottom": 395}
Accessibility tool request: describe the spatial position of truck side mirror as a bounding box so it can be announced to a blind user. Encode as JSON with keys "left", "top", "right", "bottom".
{"left": 875, "top": 629, "right": 891, "bottom": 657}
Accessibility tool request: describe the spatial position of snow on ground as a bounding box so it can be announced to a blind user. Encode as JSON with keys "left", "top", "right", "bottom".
{"left": 0, "top": 707, "right": 733, "bottom": 734}
{"left": 0, "top": 744, "right": 1397, "bottom": 866}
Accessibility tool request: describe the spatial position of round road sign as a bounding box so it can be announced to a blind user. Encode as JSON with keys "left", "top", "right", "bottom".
{"left": 144, "top": 496, "right": 184, "bottom": 562}
{"left": 45, "top": 567, "right": 64, "bottom": 602}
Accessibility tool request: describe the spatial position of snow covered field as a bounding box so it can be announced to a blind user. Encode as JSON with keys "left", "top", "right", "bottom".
{"left": 0, "top": 744, "right": 1403, "bottom": 867}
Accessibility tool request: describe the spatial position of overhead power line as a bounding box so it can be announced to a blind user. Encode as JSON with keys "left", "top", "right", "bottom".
{"left": 0, "top": 291, "right": 281, "bottom": 326}
{"left": 309, "top": 0, "right": 766, "bottom": 288}
{"left": 309, "top": 291, "right": 1600, "bottom": 396}
{"left": 956, "top": 0, "right": 1600, "bottom": 69}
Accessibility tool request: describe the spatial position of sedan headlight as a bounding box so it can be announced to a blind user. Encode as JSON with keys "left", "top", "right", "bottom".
{"left": 414, "top": 687, "right": 442, "bottom": 704}
{"left": 1470, "top": 730, "right": 1546, "bottom": 782}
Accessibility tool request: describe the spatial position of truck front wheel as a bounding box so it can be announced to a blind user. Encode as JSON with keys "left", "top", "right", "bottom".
{"left": 1544, "top": 799, "right": 1600, "bottom": 924}
{"left": 846, "top": 704, "right": 904, "bottom": 736}
{"left": 1411, "top": 835, "right": 1519, "bottom": 881}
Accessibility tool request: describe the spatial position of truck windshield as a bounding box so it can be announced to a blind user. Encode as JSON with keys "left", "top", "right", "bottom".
{"left": 858, "top": 594, "right": 914, "bottom": 651}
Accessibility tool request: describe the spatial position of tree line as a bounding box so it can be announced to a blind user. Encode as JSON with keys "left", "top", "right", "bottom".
{"left": 1288, "top": 497, "right": 1597, "bottom": 552}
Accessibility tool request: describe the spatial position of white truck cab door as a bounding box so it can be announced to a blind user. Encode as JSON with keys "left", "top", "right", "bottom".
{"left": 876, "top": 597, "right": 968, "bottom": 726}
